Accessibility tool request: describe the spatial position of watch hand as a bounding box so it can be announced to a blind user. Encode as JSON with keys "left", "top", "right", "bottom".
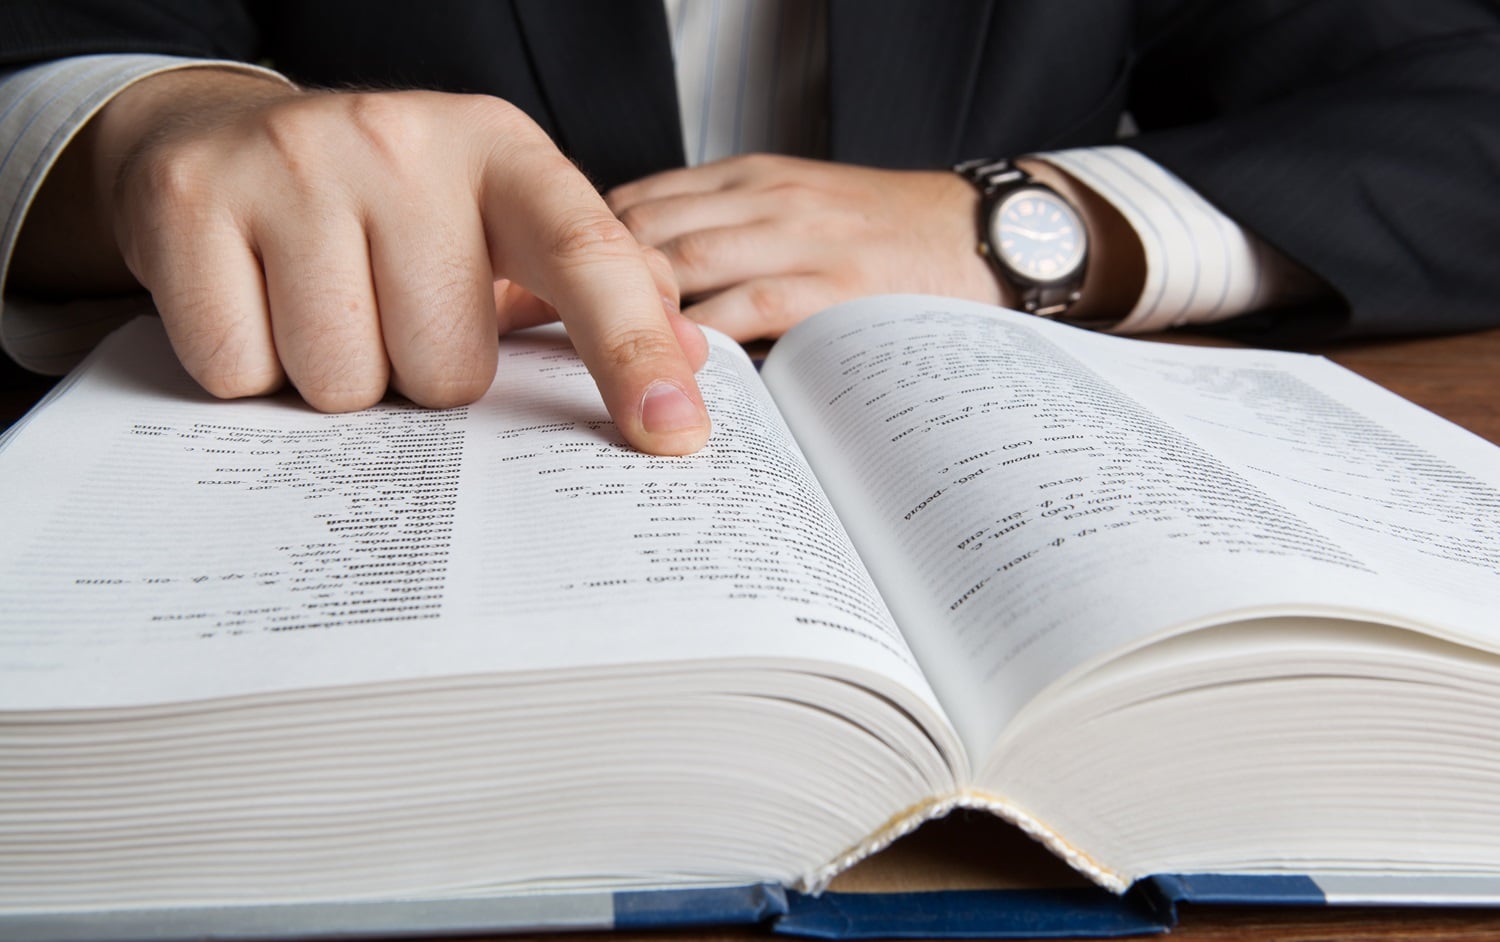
{"left": 1009, "top": 227, "right": 1064, "bottom": 241}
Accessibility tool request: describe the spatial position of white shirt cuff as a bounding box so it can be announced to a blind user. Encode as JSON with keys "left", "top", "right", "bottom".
{"left": 0, "top": 54, "right": 290, "bottom": 374}
{"left": 1036, "top": 145, "right": 1313, "bottom": 334}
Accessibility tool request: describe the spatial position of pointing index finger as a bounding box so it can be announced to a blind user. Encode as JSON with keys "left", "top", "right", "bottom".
{"left": 469, "top": 102, "right": 710, "bottom": 455}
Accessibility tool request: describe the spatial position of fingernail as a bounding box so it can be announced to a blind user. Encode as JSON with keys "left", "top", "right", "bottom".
{"left": 662, "top": 294, "right": 680, "bottom": 315}
{"left": 640, "top": 380, "right": 705, "bottom": 435}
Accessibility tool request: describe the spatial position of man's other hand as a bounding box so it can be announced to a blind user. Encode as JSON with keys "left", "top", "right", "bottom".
{"left": 606, "top": 154, "right": 1005, "bottom": 340}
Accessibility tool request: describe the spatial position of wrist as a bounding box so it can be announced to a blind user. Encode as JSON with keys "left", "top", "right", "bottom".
{"left": 925, "top": 170, "right": 1019, "bottom": 310}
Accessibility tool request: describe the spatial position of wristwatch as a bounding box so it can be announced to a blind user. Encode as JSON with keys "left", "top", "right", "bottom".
{"left": 955, "top": 157, "right": 1089, "bottom": 320}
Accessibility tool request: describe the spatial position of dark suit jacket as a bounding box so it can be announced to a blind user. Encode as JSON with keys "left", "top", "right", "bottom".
{"left": 3, "top": 0, "right": 1498, "bottom": 341}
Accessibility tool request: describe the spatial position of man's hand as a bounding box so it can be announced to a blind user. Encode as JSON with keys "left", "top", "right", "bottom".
{"left": 14, "top": 69, "right": 710, "bottom": 455}
{"left": 607, "top": 154, "right": 1148, "bottom": 338}
{"left": 605, "top": 154, "right": 1006, "bottom": 340}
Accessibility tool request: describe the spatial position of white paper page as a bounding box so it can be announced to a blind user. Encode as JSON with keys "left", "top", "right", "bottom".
{"left": 1089, "top": 338, "right": 1500, "bottom": 616}
{"left": 761, "top": 296, "right": 1500, "bottom": 755}
{"left": 0, "top": 319, "right": 939, "bottom": 719}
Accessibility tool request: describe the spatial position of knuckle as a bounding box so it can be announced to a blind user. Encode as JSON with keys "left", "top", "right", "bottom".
{"left": 199, "top": 373, "right": 279, "bottom": 401}
{"left": 549, "top": 214, "right": 638, "bottom": 264}
{"left": 388, "top": 300, "right": 499, "bottom": 409}
{"left": 601, "top": 184, "right": 632, "bottom": 214}
{"left": 174, "top": 324, "right": 283, "bottom": 400}
{"left": 256, "top": 98, "right": 342, "bottom": 182}
{"left": 272, "top": 321, "right": 386, "bottom": 412}
{"left": 343, "top": 93, "right": 421, "bottom": 153}
{"left": 197, "top": 364, "right": 283, "bottom": 401}
{"left": 467, "top": 95, "right": 533, "bottom": 134}
{"left": 742, "top": 280, "right": 786, "bottom": 325}
{"left": 770, "top": 179, "right": 821, "bottom": 209}
{"left": 668, "top": 229, "right": 720, "bottom": 276}
{"left": 641, "top": 245, "right": 675, "bottom": 280}
{"left": 597, "top": 326, "right": 681, "bottom": 373}
{"left": 613, "top": 203, "right": 651, "bottom": 237}
{"left": 300, "top": 384, "right": 385, "bottom": 414}
{"left": 464, "top": 95, "right": 548, "bottom": 160}
{"left": 402, "top": 372, "right": 492, "bottom": 410}
{"left": 728, "top": 152, "right": 775, "bottom": 179}
{"left": 128, "top": 138, "right": 219, "bottom": 218}
{"left": 259, "top": 92, "right": 429, "bottom": 185}
{"left": 401, "top": 252, "right": 481, "bottom": 317}
{"left": 294, "top": 361, "right": 386, "bottom": 413}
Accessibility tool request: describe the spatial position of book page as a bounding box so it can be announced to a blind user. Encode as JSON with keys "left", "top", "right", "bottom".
{"left": 1091, "top": 346, "right": 1500, "bottom": 601}
{"left": 761, "top": 296, "right": 1500, "bottom": 756}
{"left": 0, "top": 319, "right": 941, "bottom": 725}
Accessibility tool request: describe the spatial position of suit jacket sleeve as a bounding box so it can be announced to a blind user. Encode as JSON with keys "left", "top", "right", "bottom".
{"left": 1123, "top": 0, "right": 1500, "bottom": 340}
{"left": 0, "top": 1, "right": 259, "bottom": 64}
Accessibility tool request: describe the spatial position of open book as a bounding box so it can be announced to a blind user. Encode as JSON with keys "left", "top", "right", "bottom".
{"left": 4, "top": 295, "right": 1499, "bottom": 939}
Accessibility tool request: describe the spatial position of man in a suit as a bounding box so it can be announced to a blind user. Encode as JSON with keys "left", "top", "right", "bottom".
{"left": 2, "top": 1, "right": 1497, "bottom": 457}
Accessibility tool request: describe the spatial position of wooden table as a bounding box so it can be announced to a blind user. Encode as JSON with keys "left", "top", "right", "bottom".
{"left": 4, "top": 324, "right": 1500, "bottom": 940}
{"left": 1190, "top": 327, "right": 1500, "bottom": 446}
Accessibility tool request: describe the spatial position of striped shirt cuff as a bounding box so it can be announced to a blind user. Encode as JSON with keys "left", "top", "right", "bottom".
{"left": 1036, "top": 145, "right": 1309, "bottom": 335}
{"left": 0, "top": 54, "right": 290, "bottom": 375}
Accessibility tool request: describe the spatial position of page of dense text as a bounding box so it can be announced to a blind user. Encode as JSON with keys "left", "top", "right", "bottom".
{"left": 0, "top": 319, "right": 940, "bottom": 721}
{"left": 761, "top": 296, "right": 1500, "bottom": 756}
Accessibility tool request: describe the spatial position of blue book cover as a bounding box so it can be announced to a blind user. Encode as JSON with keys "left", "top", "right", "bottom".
{"left": 16, "top": 873, "right": 1499, "bottom": 942}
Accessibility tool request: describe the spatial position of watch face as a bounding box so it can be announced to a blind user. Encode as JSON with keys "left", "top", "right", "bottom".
{"left": 990, "top": 188, "right": 1087, "bottom": 285}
